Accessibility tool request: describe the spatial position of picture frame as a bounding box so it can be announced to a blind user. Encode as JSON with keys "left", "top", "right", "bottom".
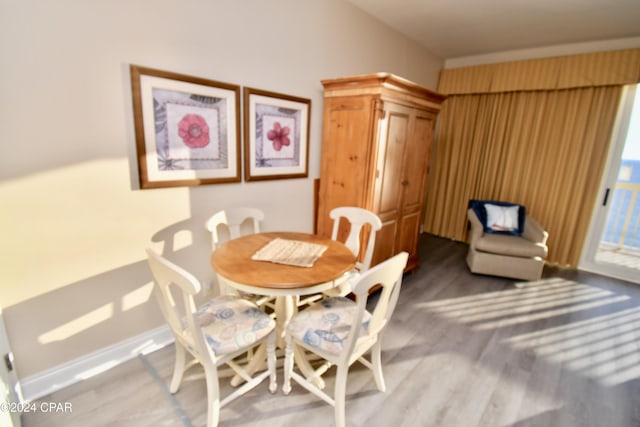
{"left": 243, "top": 87, "right": 310, "bottom": 181}
{"left": 130, "top": 65, "right": 241, "bottom": 189}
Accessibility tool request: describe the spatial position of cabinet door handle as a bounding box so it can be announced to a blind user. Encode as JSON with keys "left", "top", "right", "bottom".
{"left": 402, "top": 180, "right": 409, "bottom": 186}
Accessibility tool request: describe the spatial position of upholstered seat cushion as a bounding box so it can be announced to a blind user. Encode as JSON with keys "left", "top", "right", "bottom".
{"left": 475, "top": 233, "right": 548, "bottom": 258}
{"left": 183, "top": 295, "right": 275, "bottom": 356}
{"left": 288, "top": 297, "right": 372, "bottom": 355}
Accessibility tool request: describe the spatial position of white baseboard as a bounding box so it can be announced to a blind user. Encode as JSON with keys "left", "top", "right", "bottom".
{"left": 20, "top": 325, "right": 174, "bottom": 402}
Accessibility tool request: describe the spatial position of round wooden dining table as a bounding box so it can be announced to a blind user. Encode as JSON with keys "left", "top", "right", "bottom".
{"left": 211, "top": 231, "right": 356, "bottom": 386}
{"left": 211, "top": 231, "right": 356, "bottom": 295}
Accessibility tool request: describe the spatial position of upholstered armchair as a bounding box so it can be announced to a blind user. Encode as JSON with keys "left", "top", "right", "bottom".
{"left": 466, "top": 200, "right": 549, "bottom": 281}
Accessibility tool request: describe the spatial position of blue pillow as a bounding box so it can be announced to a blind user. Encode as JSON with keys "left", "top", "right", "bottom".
{"left": 468, "top": 199, "right": 526, "bottom": 236}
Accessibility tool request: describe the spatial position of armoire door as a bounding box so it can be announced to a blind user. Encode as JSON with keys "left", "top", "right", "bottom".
{"left": 316, "top": 95, "right": 376, "bottom": 239}
{"left": 372, "top": 102, "right": 412, "bottom": 265}
{"left": 397, "top": 109, "right": 437, "bottom": 268}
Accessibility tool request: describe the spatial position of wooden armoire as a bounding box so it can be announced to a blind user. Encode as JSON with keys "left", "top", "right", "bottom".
{"left": 316, "top": 73, "right": 445, "bottom": 271}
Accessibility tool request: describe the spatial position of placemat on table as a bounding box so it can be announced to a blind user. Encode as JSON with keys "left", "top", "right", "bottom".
{"left": 251, "top": 238, "right": 328, "bottom": 267}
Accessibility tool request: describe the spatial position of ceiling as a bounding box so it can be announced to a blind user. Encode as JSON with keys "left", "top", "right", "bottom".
{"left": 346, "top": 0, "right": 640, "bottom": 59}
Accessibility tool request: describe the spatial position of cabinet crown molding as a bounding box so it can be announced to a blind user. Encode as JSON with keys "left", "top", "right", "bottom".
{"left": 321, "top": 73, "right": 446, "bottom": 110}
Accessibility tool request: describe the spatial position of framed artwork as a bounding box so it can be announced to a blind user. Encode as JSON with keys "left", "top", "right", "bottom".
{"left": 130, "top": 65, "right": 241, "bottom": 189}
{"left": 243, "top": 87, "right": 310, "bottom": 181}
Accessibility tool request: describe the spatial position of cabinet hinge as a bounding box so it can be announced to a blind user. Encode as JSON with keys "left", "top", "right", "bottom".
{"left": 374, "top": 99, "right": 385, "bottom": 118}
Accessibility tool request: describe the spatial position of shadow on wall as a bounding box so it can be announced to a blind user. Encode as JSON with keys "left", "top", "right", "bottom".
{"left": 151, "top": 217, "right": 221, "bottom": 300}
{"left": 0, "top": 156, "right": 311, "bottom": 383}
{"left": 4, "top": 258, "right": 159, "bottom": 378}
{"left": 2, "top": 216, "right": 217, "bottom": 379}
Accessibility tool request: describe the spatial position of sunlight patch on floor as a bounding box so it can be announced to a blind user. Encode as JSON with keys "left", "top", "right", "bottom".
{"left": 422, "top": 279, "right": 640, "bottom": 387}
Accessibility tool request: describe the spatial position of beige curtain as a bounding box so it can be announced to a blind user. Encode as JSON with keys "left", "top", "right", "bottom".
{"left": 425, "top": 48, "right": 640, "bottom": 267}
{"left": 426, "top": 49, "right": 640, "bottom": 267}
{"left": 424, "top": 86, "right": 623, "bottom": 267}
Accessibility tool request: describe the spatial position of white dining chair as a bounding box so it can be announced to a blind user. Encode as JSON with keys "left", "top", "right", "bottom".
{"left": 283, "top": 251, "right": 409, "bottom": 427}
{"left": 206, "top": 208, "right": 275, "bottom": 309}
{"left": 146, "top": 249, "right": 277, "bottom": 427}
{"left": 206, "top": 207, "right": 265, "bottom": 251}
{"left": 323, "top": 206, "right": 383, "bottom": 298}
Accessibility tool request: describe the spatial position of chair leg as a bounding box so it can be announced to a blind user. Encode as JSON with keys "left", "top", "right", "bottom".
{"left": 371, "top": 340, "right": 386, "bottom": 392}
{"left": 230, "top": 344, "right": 266, "bottom": 386}
{"left": 204, "top": 363, "right": 221, "bottom": 427}
{"left": 267, "top": 332, "right": 277, "bottom": 393}
{"left": 169, "top": 342, "right": 187, "bottom": 393}
{"left": 283, "top": 333, "right": 294, "bottom": 395}
{"left": 334, "top": 365, "right": 349, "bottom": 427}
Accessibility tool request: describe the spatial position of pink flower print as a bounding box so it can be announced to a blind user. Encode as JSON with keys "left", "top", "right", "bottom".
{"left": 178, "top": 114, "right": 210, "bottom": 148}
{"left": 267, "top": 122, "right": 290, "bottom": 151}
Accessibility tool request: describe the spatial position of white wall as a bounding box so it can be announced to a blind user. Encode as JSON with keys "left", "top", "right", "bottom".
{"left": 0, "top": 0, "right": 443, "bottom": 378}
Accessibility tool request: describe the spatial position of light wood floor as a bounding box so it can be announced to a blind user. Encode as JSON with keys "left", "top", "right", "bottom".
{"left": 23, "top": 234, "right": 640, "bottom": 427}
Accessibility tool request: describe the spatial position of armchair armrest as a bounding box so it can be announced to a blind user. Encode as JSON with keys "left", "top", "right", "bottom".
{"left": 522, "top": 215, "right": 549, "bottom": 245}
{"left": 467, "top": 208, "right": 484, "bottom": 249}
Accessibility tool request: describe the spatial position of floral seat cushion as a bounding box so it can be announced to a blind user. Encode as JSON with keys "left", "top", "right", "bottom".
{"left": 183, "top": 295, "right": 275, "bottom": 356}
{"left": 288, "top": 297, "right": 372, "bottom": 355}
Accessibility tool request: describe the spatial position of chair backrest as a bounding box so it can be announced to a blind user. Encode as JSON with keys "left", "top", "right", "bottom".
{"left": 145, "top": 249, "right": 209, "bottom": 359}
{"left": 352, "top": 251, "right": 408, "bottom": 335}
{"left": 329, "top": 207, "right": 382, "bottom": 272}
{"left": 342, "top": 251, "right": 408, "bottom": 361}
{"left": 205, "top": 208, "right": 264, "bottom": 250}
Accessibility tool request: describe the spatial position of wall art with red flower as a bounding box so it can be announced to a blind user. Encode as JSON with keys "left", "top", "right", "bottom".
{"left": 243, "top": 87, "right": 310, "bottom": 181}
{"left": 130, "top": 65, "right": 241, "bottom": 189}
